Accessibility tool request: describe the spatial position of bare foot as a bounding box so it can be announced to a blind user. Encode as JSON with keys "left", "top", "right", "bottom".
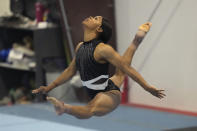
{"left": 139, "top": 22, "right": 152, "bottom": 33}
{"left": 136, "top": 22, "right": 152, "bottom": 38}
{"left": 133, "top": 22, "right": 152, "bottom": 46}
{"left": 47, "top": 97, "right": 71, "bottom": 115}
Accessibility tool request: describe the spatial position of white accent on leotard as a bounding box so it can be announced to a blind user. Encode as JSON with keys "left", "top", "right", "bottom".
{"left": 81, "top": 75, "right": 109, "bottom": 90}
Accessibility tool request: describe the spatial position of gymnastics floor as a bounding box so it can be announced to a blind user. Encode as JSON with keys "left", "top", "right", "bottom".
{"left": 0, "top": 103, "right": 197, "bottom": 131}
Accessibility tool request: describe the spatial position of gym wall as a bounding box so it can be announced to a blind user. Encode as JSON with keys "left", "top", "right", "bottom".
{"left": 115, "top": 0, "right": 197, "bottom": 113}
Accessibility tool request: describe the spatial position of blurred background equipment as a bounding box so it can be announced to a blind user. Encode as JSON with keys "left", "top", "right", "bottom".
{"left": 0, "top": 0, "right": 67, "bottom": 103}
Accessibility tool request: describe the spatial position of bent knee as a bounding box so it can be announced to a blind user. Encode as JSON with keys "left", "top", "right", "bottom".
{"left": 75, "top": 106, "right": 94, "bottom": 119}
{"left": 90, "top": 107, "right": 104, "bottom": 117}
{"left": 90, "top": 105, "right": 112, "bottom": 117}
{"left": 89, "top": 106, "right": 97, "bottom": 116}
{"left": 76, "top": 106, "right": 102, "bottom": 118}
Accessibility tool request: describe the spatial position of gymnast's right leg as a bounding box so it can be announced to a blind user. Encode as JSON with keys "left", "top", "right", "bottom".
{"left": 110, "top": 22, "right": 152, "bottom": 87}
{"left": 46, "top": 90, "right": 121, "bottom": 119}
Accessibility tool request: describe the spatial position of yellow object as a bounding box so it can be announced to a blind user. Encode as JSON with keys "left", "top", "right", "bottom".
{"left": 139, "top": 22, "right": 152, "bottom": 32}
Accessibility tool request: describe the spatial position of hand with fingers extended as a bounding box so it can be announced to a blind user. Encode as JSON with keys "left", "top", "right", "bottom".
{"left": 32, "top": 86, "right": 50, "bottom": 94}
{"left": 145, "top": 86, "right": 166, "bottom": 99}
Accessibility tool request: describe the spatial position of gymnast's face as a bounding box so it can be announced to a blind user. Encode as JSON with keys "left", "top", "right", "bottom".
{"left": 82, "top": 16, "right": 103, "bottom": 32}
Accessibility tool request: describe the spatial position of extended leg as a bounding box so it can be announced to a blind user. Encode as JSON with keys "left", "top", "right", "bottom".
{"left": 47, "top": 97, "right": 93, "bottom": 119}
{"left": 110, "top": 22, "right": 152, "bottom": 87}
{"left": 47, "top": 90, "right": 121, "bottom": 119}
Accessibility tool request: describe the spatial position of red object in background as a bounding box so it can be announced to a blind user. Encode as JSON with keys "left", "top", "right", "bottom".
{"left": 35, "top": 2, "right": 44, "bottom": 23}
{"left": 121, "top": 76, "right": 129, "bottom": 103}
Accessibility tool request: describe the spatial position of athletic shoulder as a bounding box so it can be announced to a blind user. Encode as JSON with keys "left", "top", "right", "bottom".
{"left": 95, "top": 42, "right": 116, "bottom": 59}
{"left": 97, "top": 42, "right": 115, "bottom": 53}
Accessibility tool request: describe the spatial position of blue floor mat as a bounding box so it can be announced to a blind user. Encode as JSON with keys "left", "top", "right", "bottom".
{"left": 0, "top": 103, "right": 196, "bottom": 131}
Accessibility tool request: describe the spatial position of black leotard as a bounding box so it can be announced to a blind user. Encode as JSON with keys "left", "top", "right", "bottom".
{"left": 76, "top": 39, "right": 120, "bottom": 98}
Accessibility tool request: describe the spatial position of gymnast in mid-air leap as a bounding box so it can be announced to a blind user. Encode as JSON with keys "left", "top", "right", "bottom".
{"left": 32, "top": 16, "right": 165, "bottom": 119}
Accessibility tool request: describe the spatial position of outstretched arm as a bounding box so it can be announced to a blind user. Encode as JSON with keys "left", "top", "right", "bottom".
{"left": 32, "top": 42, "right": 82, "bottom": 94}
{"left": 96, "top": 43, "right": 165, "bottom": 98}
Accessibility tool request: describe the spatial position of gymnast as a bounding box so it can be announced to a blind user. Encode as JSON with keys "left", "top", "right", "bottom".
{"left": 32, "top": 16, "right": 165, "bottom": 119}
